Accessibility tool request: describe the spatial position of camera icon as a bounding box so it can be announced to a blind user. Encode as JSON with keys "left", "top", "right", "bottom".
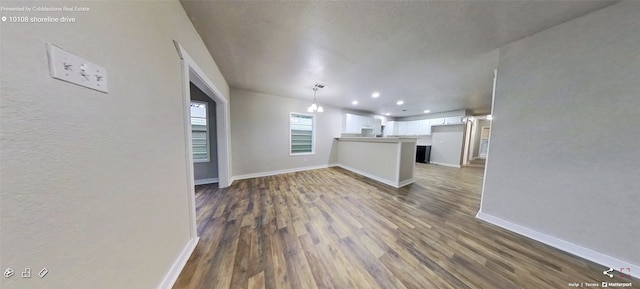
{"left": 3, "top": 268, "right": 14, "bottom": 278}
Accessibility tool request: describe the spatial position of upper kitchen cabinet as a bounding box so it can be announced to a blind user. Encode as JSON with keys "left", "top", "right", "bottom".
{"left": 397, "top": 121, "right": 408, "bottom": 136}
{"left": 429, "top": 116, "right": 464, "bottom": 126}
{"left": 417, "top": 119, "right": 431, "bottom": 135}
{"left": 343, "top": 113, "right": 382, "bottom": 134}
{"left": 407, "top": 120, "right": 419, "bottom": 135}
{"left": 386, "top": 119, "right": 430, "bottom": 136}
{"left": 344, "top": 113, "right": 360, "bottom": 133}
{"left": 373, "top": 118, "right": 382, "bottom": 135}
{"left": 444, "top": 116, "right": 464, "bottom": 125}
{"left": 385, "top": 121, "right": 397, "bottom": 136}
{"left": 430, "top": 118, "right": 445, "bottom": 126}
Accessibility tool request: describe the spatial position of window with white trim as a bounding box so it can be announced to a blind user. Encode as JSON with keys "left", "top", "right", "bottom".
{"left": 290, "top": 113, "right": 315, "bottom": 155}
{"left": 190, "top": 101, "right": 209, "bottom": 162}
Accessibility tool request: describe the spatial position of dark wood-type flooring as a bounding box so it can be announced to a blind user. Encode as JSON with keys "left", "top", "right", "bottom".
{"left": 174, "top": 164, "right": 638, "bottom": 288}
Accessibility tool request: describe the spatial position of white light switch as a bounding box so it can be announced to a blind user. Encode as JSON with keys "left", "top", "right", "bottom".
{"left": 47, "top": 43, "right": 108, "bottom": 93}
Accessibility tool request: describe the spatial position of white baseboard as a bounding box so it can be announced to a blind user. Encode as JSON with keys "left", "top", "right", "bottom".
{"left": 336, "top": 164, "right": 402, "bottom": 188}
{"left": 398, "top": 178, "right": 415, "bottom": 187}
{"left": 476, "top": 212, "right": 639, "bottom": 279}
{"left": 157, "top": 237, "right": 199, "bottom": 289}
{"left": 194, "top": 178, "right": 218, "bottom": 185}
{"left": 430, "top": 161, "right": 461, "bottom": 168}
{"left": 231, "top": 164, "right": 336, "bottom": 182}
{"left": 230, "top": 163, "right": 417, "bottom": 189}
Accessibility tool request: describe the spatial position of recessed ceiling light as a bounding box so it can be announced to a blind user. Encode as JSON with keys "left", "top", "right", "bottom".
{"left": 396, "top": 100, "right": 404, "bottom": 105}
{"left": 385, "top": 113, "right": 390, "bottom": 116}
{"left": 423, "top": 110, "right": 430, "bottom": 113}
{"left": 372, "top": 92, "right": 380, "bottom": 98}
{"left": 352, "top": 100, "right": 358, "bottom": 105}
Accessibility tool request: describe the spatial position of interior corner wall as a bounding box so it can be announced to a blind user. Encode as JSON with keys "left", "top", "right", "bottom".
{"left": 0, "top": 1, "right": 229, "bottom": 288}
{"left": 190, "top": 83, "right": 218, "bottom": 181}
{"left": 430, "top": 125, "right": 464, "bottom": 167}
{"left": 480, "top": 1, "right": 639, "bottom": 267}
{"left": 230, "top": 88, "right": 342, "bottom": 177}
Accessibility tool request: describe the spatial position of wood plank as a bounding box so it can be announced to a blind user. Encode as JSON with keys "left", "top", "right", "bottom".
{"left": 173, "top": 165, "right": 640, "bottom": 289}
{"left": 248, "top": 271, "right": 265, "bottom": 289}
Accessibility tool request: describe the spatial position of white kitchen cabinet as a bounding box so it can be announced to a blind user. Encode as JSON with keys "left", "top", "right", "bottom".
{"left": 374, "top": 119, "right": 382, "bottom": 135}
{"left": 389, "top": 115, "right": 464, "bottom": 136}
{"left": 444, "top": 116, "right": 464, "bottom": 125}
{"left": 397, "top": 121, "right": 408, "bottom": 136}
{"left": 407, "top": 120, "right": 419, "bottom": 135}
{"left": 377, "top": 116, "right": 387, "bottom": 126}
{"left": 344, "top": 114, "right": 352, "bottom": 133}
{"left": 394, "top": 120, "right": 420, "bottom": 136}
{"left": 430, "top": 118, "right": 445, "bottom": 126}
{"left": 361, "top": 116, "right": 372, "bottom": 128}
{"left": 344, "top": 113, "right": 383, "bottom": 134}
{"left": 417, "top": 119, "right": 431, "bottom": 135}
{"left": 357, "top": 115, "right": 365, "bottom": 129}
{"left": 345, "top": 114, "right": 359, "bottom": 133}
{"left": 385, "top": 121, "right": 397, "bottom": 136}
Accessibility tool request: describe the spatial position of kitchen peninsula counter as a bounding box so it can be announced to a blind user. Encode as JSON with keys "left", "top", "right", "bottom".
{"left": 335, "top": 137, "right": 417, "bottom": 188}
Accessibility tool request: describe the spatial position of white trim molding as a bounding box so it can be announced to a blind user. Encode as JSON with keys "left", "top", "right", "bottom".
{"left": 232, "top": 163, "right": 415, "bottom": 189}
{"left": 430, "top": 161, "right": 462, "bottom": 168}
{"left": 174, "top": 41, "right": 198, "bottom": 240}
{"left": 194, "top": 178, "right": 219, "bottom": 185}
{"left": 398, "top": 178, "right": 416, "bottom": 187}
{"left": 174, "top": 40, "right": 231, "bottom": 243}
{"left": 336, "top": 164, "right": 413, "bottom": 189}
{"left": 337, "top": 164, "right": 398, "bottom": 188}
{"left": 476, "top": 212, "right": 640, "bottom": 279}
{"left": 156, "top": 237, "right": 199, "bottom": 289}
{"left": 231, "top": 164, "right": 337, "bottom": 182}
{"left": 174, "top": 40, "right": 231, "bottom": 189}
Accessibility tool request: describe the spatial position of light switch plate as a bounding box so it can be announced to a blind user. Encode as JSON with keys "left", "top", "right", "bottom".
{"left": 47, "top": 43, "right": 108, "bottom": 93}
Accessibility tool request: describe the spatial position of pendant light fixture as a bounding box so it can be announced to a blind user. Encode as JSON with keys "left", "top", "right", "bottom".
{"left": 307, "top": 84, "right": 324, "bottom": 113}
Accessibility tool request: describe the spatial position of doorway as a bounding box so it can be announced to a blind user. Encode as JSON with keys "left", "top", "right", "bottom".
{"left": 463, "top": 116, "right": 491, "bottom": 168}
{"left": 175, "top": 41, "right": 231, "bottom": 241}
{"left": 479, "top": 126, "right": 490, "bottom": 159}
{"left": 190, "top": 83, "right": 219, "bottom": 185}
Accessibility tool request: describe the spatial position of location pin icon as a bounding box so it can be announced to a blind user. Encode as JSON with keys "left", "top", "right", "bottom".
{"left": 1, "top": 17, "right": 6, "bottom": 22}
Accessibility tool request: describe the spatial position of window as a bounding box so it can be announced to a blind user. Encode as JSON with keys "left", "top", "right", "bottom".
{"left": 190, "top": 101, "right": 209, "bottom": 162}
{"left": 290, "top": 113, "right": 315, "bottom": 155}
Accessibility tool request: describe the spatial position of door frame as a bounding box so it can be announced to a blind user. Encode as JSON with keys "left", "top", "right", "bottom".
{"left": 462, "top": 118, "right": 473, "bottom": 165}
{"left": 479, "top": 126, "right": 491, "bottom": 159}
{"left": 174, "top": 41, "right": 232, "bottom": 239}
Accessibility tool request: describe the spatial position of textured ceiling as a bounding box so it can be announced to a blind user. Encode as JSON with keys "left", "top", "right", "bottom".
{"left": 180, "top": 0, "right": 616, "bottom": 117}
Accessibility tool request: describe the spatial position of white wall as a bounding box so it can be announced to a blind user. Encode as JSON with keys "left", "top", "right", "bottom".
{"left": 480, "top": 1, "right": 639, "bottom": 269}
{"left": 0, "top": 1, "right": 229, "bottom": 288}
{"left": 430, "top": 125, "right": 465, "bottom": 167}
{"left": 230, "top": 88, "right": 341, "bottom": 177}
